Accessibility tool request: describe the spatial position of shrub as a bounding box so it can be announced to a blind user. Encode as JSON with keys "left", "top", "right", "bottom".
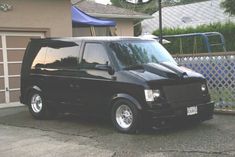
{"left": 153, "top": 22, "right": 235, "bottom": 54}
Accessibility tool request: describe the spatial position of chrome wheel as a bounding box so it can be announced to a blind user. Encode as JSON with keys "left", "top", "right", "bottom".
{"left": 31, "top": 94, "right": 43, "bottom": 113}
{"left": 116, "top": 104, "right": 133, "bottom": 129}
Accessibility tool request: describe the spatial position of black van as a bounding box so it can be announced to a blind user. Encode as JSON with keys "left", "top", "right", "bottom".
{"left": 20, "top": 37, "right": 214, "bottom": 133}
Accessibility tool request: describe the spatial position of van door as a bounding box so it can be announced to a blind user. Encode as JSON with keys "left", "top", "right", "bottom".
{"left": 42, "top": 41, "right": 81, "bottom": 106}
{"left": 77, "top": 42, "right": 114, "bottom": 113}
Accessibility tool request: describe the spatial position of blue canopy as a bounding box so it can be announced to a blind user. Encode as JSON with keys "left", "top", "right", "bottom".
{"left": 71, "top": 6, "right": 116, "bottom": 27}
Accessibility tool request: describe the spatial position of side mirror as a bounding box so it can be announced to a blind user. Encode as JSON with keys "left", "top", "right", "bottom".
{"left": 95, "top": 64, "right": 115, "bottom": 75}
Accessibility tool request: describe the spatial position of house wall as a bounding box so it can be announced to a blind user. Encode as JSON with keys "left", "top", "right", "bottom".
{"left": 72, "top": 19, "right": 134, "bottom": 37}
{"left": 114, "top": 19, "right": 134, "bottom": 36}
{"left": 0, "top": 0, "right": 72, "bottom": 104}
{"left": 73, "top": 27, "right": 92, "bottom": 37}
{"left": 0, "top": 0, "right": 72, "bottom": 37}
{"left": 73, "top": 27, "right": 111, "bottom": 36}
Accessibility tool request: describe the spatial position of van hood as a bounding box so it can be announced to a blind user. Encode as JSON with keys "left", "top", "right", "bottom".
{"left": 128, "top": 62, "right": 204, "bottom": 82}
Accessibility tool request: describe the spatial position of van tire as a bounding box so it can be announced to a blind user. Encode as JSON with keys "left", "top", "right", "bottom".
{"left": 111, "top": 99, "right": 141, "bottom": 133}
{"left": 28, "top": 90, "right": 55, "bottom": 119}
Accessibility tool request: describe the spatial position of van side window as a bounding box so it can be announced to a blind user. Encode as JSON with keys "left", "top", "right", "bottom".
{"left": 31, "top": 47, "right": 47, "bottom": 69}
{"left": 44, "top": 46, "right": 80, "bottom": 69}
{"left": 82, "top": 43, "right": 109, "bottom": 69}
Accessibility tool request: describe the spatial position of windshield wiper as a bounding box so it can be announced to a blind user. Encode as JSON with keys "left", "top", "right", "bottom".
{"left": 123, "top": 64, "right": 145, "bottom": 70}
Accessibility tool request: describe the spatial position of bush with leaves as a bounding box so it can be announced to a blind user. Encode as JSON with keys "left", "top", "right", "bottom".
{"left": 153, "top": 22, "right": 235, "bottom": 54}
{"left": 221, "top": 0, "right": 235, "bottom": 15}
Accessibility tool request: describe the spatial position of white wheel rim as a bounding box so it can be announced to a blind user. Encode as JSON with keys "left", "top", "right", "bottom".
{"left": 116, "top": 104, "right": 133, "bottom": 129}
{"left": 31, "top": 94, "right": 43, "bottom": 113}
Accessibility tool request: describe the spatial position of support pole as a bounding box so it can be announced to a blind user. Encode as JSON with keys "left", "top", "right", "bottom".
{"left": 158, "top": 0, "right": 163, "bottom": 44}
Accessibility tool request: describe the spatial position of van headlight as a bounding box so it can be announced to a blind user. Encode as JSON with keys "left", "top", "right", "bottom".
{"left": 201, "top": 84, "right": 206, "bottom": 92}
{"left": 144, "top": 89, "right": 161, "bottom": 102}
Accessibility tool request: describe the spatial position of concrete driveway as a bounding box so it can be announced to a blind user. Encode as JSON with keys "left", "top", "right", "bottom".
{"left": 0, "top": 106, "right": 235, "bottom": 157}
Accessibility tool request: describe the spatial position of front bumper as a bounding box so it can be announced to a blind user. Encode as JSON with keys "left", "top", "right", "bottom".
{"left": 143, "top": 101, "right": 214, "bottom": 128}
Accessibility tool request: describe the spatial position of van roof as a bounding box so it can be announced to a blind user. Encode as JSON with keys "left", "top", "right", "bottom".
{"left": 31, "top": 36, "right": 155, "bottom": 42}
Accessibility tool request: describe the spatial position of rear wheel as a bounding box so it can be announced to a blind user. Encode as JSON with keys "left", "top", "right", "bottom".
{"left": 28, "top": 90, "right": 55, "bottom": 119}
{"left": 31, "top": 93, "right": 43, "bottom": 114}
{"left": 111, "top": 99, "right": 141, "bottom": 133}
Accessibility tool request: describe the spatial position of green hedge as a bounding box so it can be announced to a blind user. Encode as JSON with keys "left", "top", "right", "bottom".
{"left": 153, "top": 22, "right": 235, "bottom": 54}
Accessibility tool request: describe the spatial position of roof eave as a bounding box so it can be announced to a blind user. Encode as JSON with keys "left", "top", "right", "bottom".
{"left": 87, "top": 13, "right": 153, "bottom": 19}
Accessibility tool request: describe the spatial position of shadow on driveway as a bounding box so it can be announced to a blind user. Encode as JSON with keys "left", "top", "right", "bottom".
{"left": 0, "top": 106, "right": 216, "bottom": 136}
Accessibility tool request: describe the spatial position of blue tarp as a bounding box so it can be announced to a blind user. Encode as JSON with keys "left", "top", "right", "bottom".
{"left": 71, "top": 6, "right": 116, "bottom": 27}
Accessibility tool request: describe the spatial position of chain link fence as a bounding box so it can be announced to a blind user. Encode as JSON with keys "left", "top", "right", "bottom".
{"left": 174, "top": 52, "right": 235, "bottom": 108}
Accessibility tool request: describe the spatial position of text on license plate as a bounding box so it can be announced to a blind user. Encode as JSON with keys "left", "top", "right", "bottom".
{"left": 187, "top": 106, "right": 198, "bottom": 115}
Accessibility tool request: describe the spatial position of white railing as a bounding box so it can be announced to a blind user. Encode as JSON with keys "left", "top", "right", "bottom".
{"left": 174, "top": 52, "right": 235, "bottom": 108}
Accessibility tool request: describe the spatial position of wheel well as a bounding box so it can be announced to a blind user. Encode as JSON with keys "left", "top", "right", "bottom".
{"left": 25, "top": 86, "right": 42, "bottom": 105}
{"left": 109, "top": 94, "right": 143, "bottom": 112}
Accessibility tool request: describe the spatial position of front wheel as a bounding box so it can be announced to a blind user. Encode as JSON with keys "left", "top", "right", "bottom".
{"left": 111, "top": 99, "right": 141, "bottom": 133}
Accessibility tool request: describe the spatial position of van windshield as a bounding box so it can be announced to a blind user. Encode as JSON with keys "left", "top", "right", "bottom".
{"left": 109, "top": 40, "right": 177, "bottom": 69}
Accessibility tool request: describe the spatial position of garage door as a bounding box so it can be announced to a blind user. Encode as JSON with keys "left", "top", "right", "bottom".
{"left": 0, "top": 32, "right": 44, "bottom": 104}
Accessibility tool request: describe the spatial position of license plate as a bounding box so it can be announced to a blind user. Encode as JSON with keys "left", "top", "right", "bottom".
{"left": 187, "top": 106, "right": 198, "bottom": 116}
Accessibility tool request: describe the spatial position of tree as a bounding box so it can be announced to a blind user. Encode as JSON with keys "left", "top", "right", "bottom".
{"left": 221, "top": 0, "right": 235, "bottom": 15}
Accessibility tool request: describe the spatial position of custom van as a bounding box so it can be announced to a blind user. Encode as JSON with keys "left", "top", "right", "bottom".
{"left": 20, "top": 37, "right": 214, "bottom": 133}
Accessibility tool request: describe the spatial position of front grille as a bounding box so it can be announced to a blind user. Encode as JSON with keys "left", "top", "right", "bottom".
{"left": 163, "top": 83, "right": 204, "bottom": 104}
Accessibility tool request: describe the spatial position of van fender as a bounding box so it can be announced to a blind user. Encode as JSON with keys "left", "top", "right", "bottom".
{"left": 31, "top": 85, "right": 42, "bottom": 92}
{"left": 26, "top": 85, "right": 42, "bottom": 94}
{"left": 22, "top": 85, "right": 42, "bottom": 105}
{"left": 110, "top": 93, "right": 143, "bottom": 110}
{"left": 25, "top": 85, "right": 42, "bottom": 93}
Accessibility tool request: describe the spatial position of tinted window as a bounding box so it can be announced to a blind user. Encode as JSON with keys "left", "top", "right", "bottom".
{"left": 82, "top": 43, "right": 109, "bottom": 69}
{"left": 44, "top": 46, "right": 80, "bottom": 69}
{"left": 31, "top": 47, "right": 47, "bottom": 68}
{"left": 109, "top": 40, "right": 176, "bottom": 69}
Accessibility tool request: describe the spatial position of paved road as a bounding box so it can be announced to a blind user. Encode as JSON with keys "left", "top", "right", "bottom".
{"left": 0, "top": 106, "right": 235, "bottom": 157}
